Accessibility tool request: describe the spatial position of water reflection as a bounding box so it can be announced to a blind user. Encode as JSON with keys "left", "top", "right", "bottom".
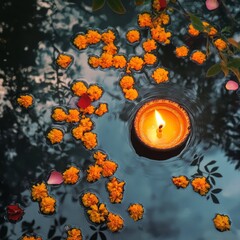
{"left": 1, "top": 0, "right": 240, "bottom": 239}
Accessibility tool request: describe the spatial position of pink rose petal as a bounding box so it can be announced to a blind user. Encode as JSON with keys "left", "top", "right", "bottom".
{"left": 206, "top": 0, "right": 219, "bottom": 10}
{"left": 77, "top": 93, "right": 92, "bottom": 109}
{"left": 47, "top": 170, "right": 64, "bottom": 185}
{"left": 225, "top": 80, "right": 239, "bottom": 91}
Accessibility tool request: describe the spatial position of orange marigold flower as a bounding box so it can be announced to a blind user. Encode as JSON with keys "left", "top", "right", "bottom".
{"left": 71, "top": 81, "right": 88, "bottom": 97}
{"left": 73, "top": 34, "right": 88, "bottom": 50}
{"left": 153, "top": 13, "right": 170, "bottom": 26}
{"left": 101, "top": 29, "right": 116, "bottom": 44}
{"left": 142, "top": 39, "right": 157, "bottom": 52}
{"left": 101, "top": 160, "right": 118, "bottom": 177}
{"left": 17, "top": 95, "right": 33, "bottom": 108}
{"left": 79, "top": 117, "right": 93, "bottom": 131}
{"left": 86, "top": 30, "right": 101, "bottom": 44}
{"left": 51, "top": 108, "right": 67, "bottom": 122}
{"left": 72, "top": 125, "right": 84, "bottom": 140}
{"left": 123, "top": 88, "right": 138, "bottom": 101}
{"left": 191, "top": 177, "right": 211, "bottom": 195}
{"left": 107, "top": 213, "right": 124, "bottom": 232}
{"left": 63, "top": 166, "right": 80, "bottom": 184}
{"left": 126, "top": 30, "right": 141, "bottom": 43}
{"left": 102, "top": 43, "right": 118, "bottom": 55}
{"left": 66, "top": 109, "right": 80, "bottom": 123}
{"left": 203, "top": 21, "right": 217, "bottom": 36}
{"left": 31, "top": 182, "right": 48, "bottom": 201}
{"left": 107, "top": 177, "right": 125, "bottom": 203}
{"left": 95, "top": 103, "right": 108, "bottom": 116}
{"left": 56, "top": 53, "right": 73, "bottom": 69}
{"left": 82, "top": 192, "right": 99, "bottom": 208}
{"left": 112, "top": 55, "right": 127, "bottom": 69}
{"left": 21, "top": 235, "right": 42, "bottom": 240}
{"left": 172, "top": 175, "right": 189, "bottom": 188}
{"left": 190, "top": 51, "right": 206, "bottom": 64}
{"left": 81, "top": 132, "right": 98, "bottom": 150}
{"left": 138, "top": 13, "right": 152, "bottom": 28}
{"left": 150, "top": 25, "right": 171, "bottom": 45}
{"left": 86, "top": 165, "right": 102, "bottom": 182}
{"left": 144, "top": 53, "right": 157, "bottom": 65}
{"left": 214, "top": 39, "right": 227, "bottom": 51}
{"left": 88, "top": 56, "right": 101, "bottom": 68}
{"left": 128, "top": 203, "right": 144, "bottom": 221}
{"left": 119, "top": 75, "right": 135, "bottom": 89}
{"left": 188, "top": 24, "right": 200, "bottom": 37}
{"left": 213, "top": 214, "right": 231, "bottom": 232}
{"left": 151, "top": 68, "right": 169, "bottom": 84}
{"left": 47, "top": 128, "right": 64, "bottom": 144}
{"left": 80, "top": 105, "right": 95, "bottom": 115}
{"left": 87, "top": 203, "right": 108, "bottom": 223}
{"left": 87, "top": 85, "right": 103, "bottom": 101}
{"left": 126, "top": 56, "right": 144, "bottom": 73}
{"left": 99, "top": 52, "right": 113, "bottom": 68}
{"left": 152, "top": 0, "right": 161, "bottom": 11}
{"left": 40, "top": 196, "right": 56, "bottom": 214}
{"left": 175, "top": 46, "right": 189, "bottom": 58}
{"left": 67, "top": 228, "right": 82, "bottom": 240}
{"left": 93, "top": 151, "right": 107, "bottom": 165}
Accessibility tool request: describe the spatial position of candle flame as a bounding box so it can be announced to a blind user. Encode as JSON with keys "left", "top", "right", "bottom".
{"left": 155, "top": 110, "right": 165, "bottom": 128}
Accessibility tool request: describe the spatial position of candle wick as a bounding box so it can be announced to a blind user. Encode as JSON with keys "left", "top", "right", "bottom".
{"left": 158, "top": 124, "right": 163, "bottom": 131}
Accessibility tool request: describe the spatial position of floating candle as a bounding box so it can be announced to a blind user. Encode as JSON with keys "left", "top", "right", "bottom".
{"left": 134, "top": 99, "right": 191, "bottom": 151}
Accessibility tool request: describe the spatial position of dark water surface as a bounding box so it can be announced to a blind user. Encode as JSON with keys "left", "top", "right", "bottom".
{"left": 1, "top": 0, "right": 240, "bottom": 239}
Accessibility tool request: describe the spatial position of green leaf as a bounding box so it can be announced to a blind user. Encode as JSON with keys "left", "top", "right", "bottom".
{"left": 107, "top": 0, "right": 126, "bottom": 14}
{"left": 206, "top": 63, "right": 221, "bottom": 77}
{"left": 92, "top": 0, "right": 105, "bottom": 11}
{"left": 189, "top": 14, "right": 204, "bottom": 32}
{"left": 227, "top": 58, "right": 240, "bottom": 68}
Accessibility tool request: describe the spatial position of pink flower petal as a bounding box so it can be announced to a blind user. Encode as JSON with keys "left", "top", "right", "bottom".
{"left": 225, "top": 80, "right": 239, "bottom": 91}
{"left": 47, "top": 170, "right": 64, "bottom": 185}
{"left": 206, "top": 0, "right": 219, "bottom": 10}
{"left": 77, "top": 93, "right": 92, "bottom": 109}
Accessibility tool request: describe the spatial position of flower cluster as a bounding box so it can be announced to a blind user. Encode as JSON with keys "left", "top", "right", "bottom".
{"left": 86, "top": 151, "right": 118, "bottom": 182}
{"left": 214, "top": 39, "right": 227, "bottom": 51}
{"left": 48, "top": 81, "right": 108, "bottom": 149}
{"left": 66, "top": 228, "right": 83, "bottom": 240}
{"left": 68, "top": 13, "right": 173, "bottom": 100}
{"left": 56, "top": 53, "right": 73, "bottom": 69}
{"left": 128, "top": 203, "right": 144, "bottom": 221}
{"left": 17, "top": 95, "right": 33, "bottom": 108}
{"left": 107, "top": 177, "right": 125, "bottom": 203}
{"left": 213, "top": 214, "right": 231, "bottom": 232}
{"left": 31, "top": 182, "right": 56, "bottom": 214}
{"left": 119, "top": 75, "right": 138, "bottom": 101}
{"left": 172, "top": 175, "right": 211, "bottom": 196}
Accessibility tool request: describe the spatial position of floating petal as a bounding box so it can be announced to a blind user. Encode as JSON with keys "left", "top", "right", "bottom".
{"left": 47, "top": 170, "right": 64, "bottom": 185}
{"left": 206, "top": 0, "right": 219, "bottom": 10}
{"left": 225, "top": 80, "right": 239, "bottom": 91}
{"left": 6, "top": 204, "right": 24, "bottom": 222}
{"left": 77, "top": 93, "right": 92, "bottom": 109}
